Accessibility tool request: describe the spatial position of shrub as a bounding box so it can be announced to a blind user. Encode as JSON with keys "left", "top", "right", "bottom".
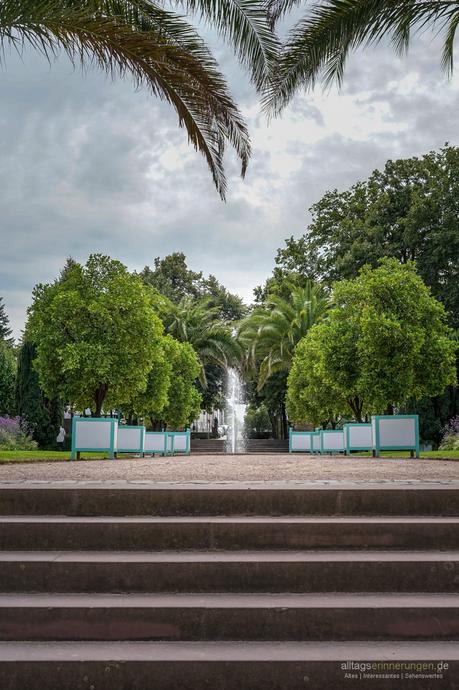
{"left": 0, "top": 416, "right": 38, "bottom": 450}
{"left": 439, "top": 417, "right": 459, "bottom": 451}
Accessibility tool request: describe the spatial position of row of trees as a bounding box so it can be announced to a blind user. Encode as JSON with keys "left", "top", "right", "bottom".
{"left": 238, "top": 145, "right": 459, "bottom": 443}
{"left": 2, "top": 145, "right": 459, "bottom": 446}
{"left": 0, "top": 252, "right": 243, "bottom": 448}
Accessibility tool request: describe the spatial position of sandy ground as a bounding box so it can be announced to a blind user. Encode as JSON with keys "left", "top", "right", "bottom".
{"left": 0, "top": 453, "right": 458, "bottom": 482}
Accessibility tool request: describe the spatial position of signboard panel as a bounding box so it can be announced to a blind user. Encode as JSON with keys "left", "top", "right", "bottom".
{"left": 344, "top": 423, "right": 372, "bottom": 453}
{"left": 320, "top": 430, "right": 345, "bottom": 453}
{"left": 117, "top": 426, "right": 145, "bottom": 454}
{"left": 289, "top": 431, "right": 313, "bottom": 453}
{"left": 71, "top": 417, "right": 118, "bottom": 460}
{"left": 145, "top": 432, "right": 167, "bottom": 455}
{"left": 372, "top": 415, "right": 419, "bottom": 457}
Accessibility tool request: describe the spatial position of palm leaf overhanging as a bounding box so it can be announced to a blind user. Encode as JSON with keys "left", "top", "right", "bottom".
{"left": 0, "top": 0, "right": 280, "bottom": 198}
{"left": 238, "top": 280, "right": 328, "bottom": 389}
{"left": 265, "top": 0, "right": 459, "bottom": 113}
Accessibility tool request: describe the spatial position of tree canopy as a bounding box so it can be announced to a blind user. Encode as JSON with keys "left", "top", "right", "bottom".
{"left": 26, "top": 254, "right": 165, "bottom": 416}
{"left": 274, "top": 145, "right": 459, "bottom": 327}
{"left": 287, "top": 259, "right": 457, "bottom": 425}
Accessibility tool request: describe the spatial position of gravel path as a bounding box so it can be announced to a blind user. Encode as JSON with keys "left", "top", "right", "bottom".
{"left": 0, "top": 454, "right": 458, "bottom": 482}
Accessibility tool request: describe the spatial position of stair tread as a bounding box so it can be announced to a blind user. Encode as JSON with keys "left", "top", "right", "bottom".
{"left": 0, "top": 640, "right": 458, "bottom": 661}
{"left": 1, "top": 550, "right": 458, "bottom": 562}
{"left": 3, "top": 516, "right": 459, "bottom": 523}
{"left": 1, "top": 592, "right": 459, "bottom": 608}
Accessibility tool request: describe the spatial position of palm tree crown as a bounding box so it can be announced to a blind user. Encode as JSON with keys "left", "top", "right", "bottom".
{"left": 157, "top": 295, "right": 241, "bottom": 385}
{"left": 266, "top": 0, "right": 459, "bottom": 113}
{"left": 238, "top": 280, "right": 328, "bottom": 389}
{"left": 1, "top": 0, "right": 279, "bottom": 198}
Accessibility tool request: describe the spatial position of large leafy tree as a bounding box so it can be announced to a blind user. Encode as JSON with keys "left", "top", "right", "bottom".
{"left": 16, "top": 341, "right": 62, "bottom": 448}
{"left": 275, "top": 145, "right": 459, "bottom": 328}
{"left": 27, "top": 254, "right": 164, "bottom": 416}
{"left": 141, "top": 253, "right": 246, "bottom": 320}
{"left": 141, "top": 253, "right": 203, "bottom": 303}
{"left": 160, "top": 335, "right": 202, "bottom": 428}
{"left": 267, "top": 0, "right": 459, "bottom": 111}
{"left": 287, "top": 259, "right": 457, "bottom": 424}
{"left": 1, "top": 0, "right": 279, "bottom": 198}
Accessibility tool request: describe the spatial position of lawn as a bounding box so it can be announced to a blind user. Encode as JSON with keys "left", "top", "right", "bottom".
{"left": 0, "top": 449, "right": 457, "bottom": 463}
{"left": 0, "top": 451, "right": 109, "bottom": 463}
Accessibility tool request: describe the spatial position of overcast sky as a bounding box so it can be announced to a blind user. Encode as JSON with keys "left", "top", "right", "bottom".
{"left": 1, "top": 23, "right": 459, "bottom": 338}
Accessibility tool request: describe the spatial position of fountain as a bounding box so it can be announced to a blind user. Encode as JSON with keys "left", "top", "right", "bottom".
{"left": 225, "top": 367, "right": 247, "bottom": 453}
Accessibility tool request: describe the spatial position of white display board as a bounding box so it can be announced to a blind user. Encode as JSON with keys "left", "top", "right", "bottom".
{"left": 372, "top": 415, "right": 419, "bottom": 457}
{"left": 312, "top": 433, "right": 321, "bottom": 453}
{"left": 290, "top": 432, "right": 313, "bottom": 452}
{"left": 145, "top": 432, "right": 166, "bottom": 454}
{"left": 169, "top": 432, "right": 189, "bottom": 454}
{"left": 345, "top": 424, "right": 373, "bottom": 452}
{"left": 320, "top": 430, "right": 345, "bottom": 453}
{"left": 117, "top": 426, "right": 145, "bottom": 454}
{"left": 379, "top": 418, "right": 416, "bottom": 446}
{"left": 71, "top": 417, "right": 118, "bottom": 459}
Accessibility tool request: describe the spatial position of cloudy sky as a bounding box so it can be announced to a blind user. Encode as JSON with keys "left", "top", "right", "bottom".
{"left": 1, "top": 18, "right": 459, "bottom": 338}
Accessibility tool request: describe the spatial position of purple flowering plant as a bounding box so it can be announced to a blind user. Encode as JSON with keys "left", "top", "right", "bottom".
{"left": 0, "top": 416, "right": 37, "bottom": 450}
{"left": 439, "top": 416, "right": 459, "bottom": 451}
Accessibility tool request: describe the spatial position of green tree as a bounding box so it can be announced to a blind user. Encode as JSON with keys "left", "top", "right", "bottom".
{"left": 15, "top": 341, "right": 62, "bottom": 448}
{"left": 158, "top": 295, "right": 241, "bottom": 385}
{"left": 267, "top": 0, "right": 459, "bottom": 111}
{"left": 0, "top": 342, "right": 16, "bottom": 415}
{"left": 0, "top": 297, "right": 13, "bottom": 343}
{"left": 239, "top": 280, "right": 328, "bottom": 388}
{"left": 275, "top": 146, "right": 459, "bottom": 327}
{"left": 160, "top": 336, "right": 202, "bottom": 428}
{"left": 287, "top": 259, "right": 457, "bottom": 424}
{"left": 1, "top": 1, "right": 281, "bottom": 198}
{"left": 141, "top": 253, "right": 246, "bottom": 320}
{"left": 141, "top": 253, "right": 203, "bottom": 303}
{"left": 27, "top": 254, "right": 164, "bottom": 416}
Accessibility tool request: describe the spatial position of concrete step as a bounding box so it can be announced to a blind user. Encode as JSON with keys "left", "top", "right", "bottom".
{"left": 2, "top": 482, "right": 459, "bottom": 516}
{"left": 2, "top": 516, "right": 459, "bottom": 551}
{"left": 1, "top": 551, "right": 458, "bottom": 593}
{"left": 0, "top": 641, "right": 457, "bottom": 689}
{"left": 1, "top": 593, "right": 459, "bottom": 642}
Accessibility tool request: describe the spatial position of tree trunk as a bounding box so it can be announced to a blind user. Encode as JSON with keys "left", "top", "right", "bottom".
{"left": 347, "top": 397, "right": 363, "bottom": 423}
{"left": 281, "top": 402, "right": 288, "bottom": 440}
{"left": 93, "top": 384, "right": 108, "bottom": 417}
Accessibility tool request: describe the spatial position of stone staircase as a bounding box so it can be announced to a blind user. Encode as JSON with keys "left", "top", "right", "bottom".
{"left": 190, "top": 438, "right": 289, "bottom": 454}
{"left": 0, "top": 481, "right": 458, "bottom": 689}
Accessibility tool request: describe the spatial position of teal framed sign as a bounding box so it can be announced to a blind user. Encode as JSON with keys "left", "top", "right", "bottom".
{"left": 320, "top": 429, "right": 346, "bottom": 454}
{"left": 344, "top": 423, "right": 372, "bottom": 453}
{"left": 289, "top": 429, "right": 314, "bottom": 453}
{"left": 71, "top": 416, "right": 118, "bottom": 460}
{"left": 116, "top": 425, "right": 146, "bottom": 456}
{"left": 166, "top": 430, "right": 190, "bottom": 456}
{"left": 371, "top": 415, "right": 420, "bottom": 458}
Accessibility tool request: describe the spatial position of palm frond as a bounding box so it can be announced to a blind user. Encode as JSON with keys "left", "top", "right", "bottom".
{"left": 266, "top": 0, "right": 459, "bottom": 114}
{"left": 0, "top": 0, "right": 254, "bottom": 197}
{"left": 177, "top": 0, "right": 280, "bottom": 88}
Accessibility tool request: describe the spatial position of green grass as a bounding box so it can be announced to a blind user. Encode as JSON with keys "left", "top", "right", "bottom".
{"left": 0, "top": 449, "right": 457, "bottom": 464}
{"left": 0, "top": 450, "right": 110, "bottom": 463}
